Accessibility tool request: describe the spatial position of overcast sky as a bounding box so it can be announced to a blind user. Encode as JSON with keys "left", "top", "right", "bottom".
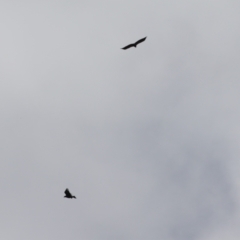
{"left": 1, "top": 0, "right": 240, "bottom": 239}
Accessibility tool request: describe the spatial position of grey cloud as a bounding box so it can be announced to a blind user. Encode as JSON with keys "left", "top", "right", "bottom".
{"left": 0, "top": 0, "right": 239, "bottom": 240}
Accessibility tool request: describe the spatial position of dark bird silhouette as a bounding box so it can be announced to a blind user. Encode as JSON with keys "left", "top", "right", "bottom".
{"left": 64, "top": 188, "right": 76, "bottom": 199}
{"left": 121, "top": 37, "right": 147, "bottom": 50}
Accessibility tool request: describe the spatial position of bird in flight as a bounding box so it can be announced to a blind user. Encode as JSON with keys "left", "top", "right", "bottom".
{"left": 121, "top": 37, "right": 147, "bottom": 50}
{"left": 64, "top": 188, "right": 76, "bottom": 199}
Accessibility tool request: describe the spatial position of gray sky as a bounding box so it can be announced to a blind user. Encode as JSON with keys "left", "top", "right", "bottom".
{"left": 1, "top": 0, "right": 240, "bottom": 239}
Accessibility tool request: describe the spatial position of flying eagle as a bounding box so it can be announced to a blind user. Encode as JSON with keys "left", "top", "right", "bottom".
{"left": 121, "top": 37, "right": 147, "bottom": 50}
{"left": 64, "top": 188, "right": 76, "bottom": 199}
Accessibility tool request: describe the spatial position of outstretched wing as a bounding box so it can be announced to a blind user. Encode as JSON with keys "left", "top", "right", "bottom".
{"left": 122, "top": 43, "right": 135, "bottom": 50}
{"left": 135, "top": 37, "right": 147, "bottom": 46}
{"left": 64, "top": 188, "right": 72, "bottom": 197}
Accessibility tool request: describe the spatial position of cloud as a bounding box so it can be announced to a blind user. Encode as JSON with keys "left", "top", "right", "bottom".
{"left": 0, "top": 0, "right": 240, "bottom": 239}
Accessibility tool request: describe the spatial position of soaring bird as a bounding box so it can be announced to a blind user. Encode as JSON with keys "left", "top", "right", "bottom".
{"left": 64, "top": 188, "right": 76, "bottom": 199}
{"left": 121, "top": 37, "right": 147, "bottom": 50}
